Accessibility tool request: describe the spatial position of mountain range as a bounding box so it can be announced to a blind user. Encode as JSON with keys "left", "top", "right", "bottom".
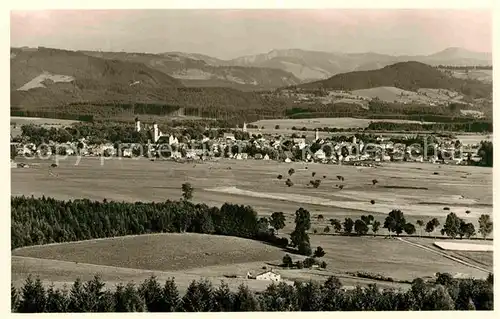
{"left": 12, "top": 46, "right": 491, "bottom": 93}
{"left": 167, "top": 47, "right": 492, "bottom": 83}
{"left": 10, "top": 46, "right": 492, "bottom": 122}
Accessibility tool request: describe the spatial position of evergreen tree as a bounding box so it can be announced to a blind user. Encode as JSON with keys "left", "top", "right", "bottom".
{"left": 162, "top": 278, "right": 181, "bottom": 312}
{"left": 46, "top": 284, "right": 69, "bottom": 312}
{"left": 290, "top": 208, "right": 312, "bottom": 255}
{"left": 321, "top": 276, "right": 343, "bottom": 311}
{"left": 139, "top": 276, "right": 165, "bottom": 312}
{"left": 182, "top": 279, "right": 215, "bottom": 312}
{"left": 233, "top": 284, "right": 260, "bottom": 311}
{"left": 114, "top": 283, "right": 146, "bottom": 312}
{"left": 11, "top": 283, "right": 19, "bottom": 312}
{"left": 83, "top": 275, "right": 106, "bottom": 312}
{"left": 19, "top": 276, "right": 47, "bottom": 313}
{"left": 295, "top": 281, "right": 323, "bottom": 311}
{"left": 213, "top": 281, "right": 235, "bottom": 311}
{"left": 68, "top": 278, "right": 86, "bottom": 312}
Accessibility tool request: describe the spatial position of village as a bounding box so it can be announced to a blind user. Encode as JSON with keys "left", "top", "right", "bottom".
{"left": 11, "top": 118, "right": 484, "bottom": 167}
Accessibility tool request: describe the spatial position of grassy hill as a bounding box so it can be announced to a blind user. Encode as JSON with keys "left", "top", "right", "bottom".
{"left": 298, "top": 61, "right": 491, "bottom": 99}
{"left": 10, "top": 47, "right": 291, "bottom": 122}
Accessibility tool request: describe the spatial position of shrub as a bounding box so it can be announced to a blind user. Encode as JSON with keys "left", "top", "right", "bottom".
{"left": 313, "top": 246, "right": 325, "bottom": 258}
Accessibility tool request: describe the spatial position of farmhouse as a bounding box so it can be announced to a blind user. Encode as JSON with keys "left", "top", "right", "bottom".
{"left": 247, "top": 270, "right": 281, "bottom": 282}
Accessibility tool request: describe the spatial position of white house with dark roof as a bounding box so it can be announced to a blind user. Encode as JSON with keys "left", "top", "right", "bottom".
{"left": 247, "top": 269, "right": 281, "bottom": 282}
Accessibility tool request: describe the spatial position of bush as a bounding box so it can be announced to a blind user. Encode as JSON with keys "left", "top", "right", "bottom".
{"left": 303, "top": 257, "right": 318, "bottom": 268}
{"left": 320, "top": 261, "right": 327, "bottom": 269}
{"left": 282, "top": 254, "right": 293, "bottom": 267}
{"left": 275, "top": 125, "right": 280, "bottom": 130}
{"left": 313, "top": 246, "right": 325, "bottom": 258}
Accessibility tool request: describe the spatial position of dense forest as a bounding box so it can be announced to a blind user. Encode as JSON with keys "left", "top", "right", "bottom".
{"left": 299, "top": 62, "right": 492, "bottom": 99}
{"left": 11, "top": 196, "right": 288, "bottom": 251}
{"left": 11, "top": 272, "right": 494, "bottom": 312}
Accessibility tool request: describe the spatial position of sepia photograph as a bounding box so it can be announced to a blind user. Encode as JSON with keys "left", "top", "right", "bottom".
{"left": 8, "top": 2, "right": 494, "bottom": 313}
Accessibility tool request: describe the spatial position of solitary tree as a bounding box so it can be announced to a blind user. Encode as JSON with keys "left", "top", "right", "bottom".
{"left": 478, "top": 214, "right": 493, "bottom": 239}
{"left": 330, "top": 219, "right": 342, "bottom": 233}
{"left": 313, "top": 246, "right": 326, "bottom": 258}
{"left": 425, "top": 218, "right": 440, "bottom": 238}
{"left": 282, "top": 254, "right": 293, "bottom": 267}
{"left": 181, "top": 183, "right": 194, "bottom": 201}
{"left": 285, "top": 179, "right": 294, "bottom": 187}
{"left": 290, "top": 208, "right": 312, "bottom": 256}
{"left": 310, "top": 180, "right": 321, "bottom": 188}
{"left": 459, "top": 221, "right": 476, "bottom": 239}
{"left": 288, "top": 168, "right": 295, "bottom": 176}
{"left": 343, "top": 218, "right": 354, "bottom": 234}
{"left": 383, "top": 209, "right": 406, "bottom": 236}
{"left": 372, "top": 179, "right": 378, "bottom": 186}
{"left": 477, "top": 141, "right": 493, "bottom": 167}
{"left": 354, "top": 219, "right": 369, "bottom": 236}
{"left": 361, "top": 215, "right": 374, "bottom": 225}
{"left": 441, "top": 213, "right": 462, "bottom": 239}
{"left": 404, "top": 223, "right": 416, "bottom": 236}
{"left": 270, "top": 212, "right": 286, "bottom": 235}
{"left": 317, "top": 214, "right": 324, "bottom": 222}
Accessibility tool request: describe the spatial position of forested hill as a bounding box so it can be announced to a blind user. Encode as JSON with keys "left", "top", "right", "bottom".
{"left": 299, "top": 61, "right": 491, "bottom": 99}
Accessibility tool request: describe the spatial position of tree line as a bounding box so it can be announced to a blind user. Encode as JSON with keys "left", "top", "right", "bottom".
{"left": 366, "top": 121, "right": 492, "bottom": 133}
{"left": 11, "top": 193, "right": 493, "bottom": 252}
{"left": 11, "top": 272, "right": 493, "bottom": 312}
{"left": 321, "top": 210, "right": 492, "bottom": 240}
{"left": 11, "top": 194, "right": 289, "bottom": 251}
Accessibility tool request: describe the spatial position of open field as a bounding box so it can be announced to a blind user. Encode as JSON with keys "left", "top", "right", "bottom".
{"left": 251, "top": 117, "right": 433, "bottom": 130}
{"left": 12, "top": 233, "right": 489, "bottom": 293}
{"left": 11, "top": 256, "right": 285, "bottom": 294}
{"left": 12, "top": 157, "right": 492, "bottom": 236}
{"left": 10, "top": 116, "right": 80, "bottom": 137}
{"left": 10, "top": 116, "right": 80, "bottom": 126}
{"left": 11, "top": 157, "right": 493, "bottom": 289}
{"left": 448, "top": 69, "right": 493, "bottom": 84}
{"left": 12, "top": 233, "right": 287, "bottom": 272}
{"left": 404, "top": 237, "right": 493, "bottom": 272}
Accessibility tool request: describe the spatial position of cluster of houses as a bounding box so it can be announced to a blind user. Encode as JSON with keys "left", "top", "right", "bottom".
{"left": 11, "top": 123, "right": 482, "bottom": 166}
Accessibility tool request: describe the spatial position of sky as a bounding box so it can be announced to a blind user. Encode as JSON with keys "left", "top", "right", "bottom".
{"left": 10, "top": 9, "right": 492, "bottom": 59}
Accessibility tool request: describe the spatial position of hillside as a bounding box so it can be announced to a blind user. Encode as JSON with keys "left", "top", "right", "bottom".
{"left": 11, "top": 47, "right": 184, "bottom": 109}
{"left": 195, "top": 47, "right": 492, "bottom": 81}
{"left": 81, "top": 50, "right": 301, "bottom": 90}
{"left": 298, "top": 61, "right": 492, "bottom": 99}
{"left": 10, "top": 47, "right": 294, "bottom": 122}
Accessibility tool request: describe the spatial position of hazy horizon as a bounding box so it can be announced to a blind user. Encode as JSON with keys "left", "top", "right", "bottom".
{"left": 11, "top": 9, "right": 492, "bottom": 60}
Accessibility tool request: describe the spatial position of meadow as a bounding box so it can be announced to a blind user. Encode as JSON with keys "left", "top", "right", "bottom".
{"left": 11, "top": 156, "right": 493, "bottom": 291}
